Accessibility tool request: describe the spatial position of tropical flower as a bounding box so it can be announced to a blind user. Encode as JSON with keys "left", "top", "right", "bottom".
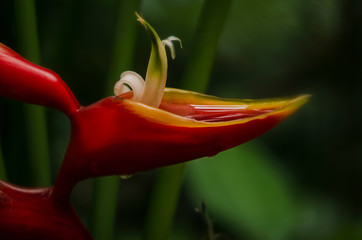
{"left": 0, "top": 14, "right": 309, "bottom": 239}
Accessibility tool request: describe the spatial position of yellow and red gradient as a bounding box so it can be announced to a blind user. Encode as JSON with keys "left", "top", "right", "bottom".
{"left": 53, "top": 89, "right": 309, "bottom": 201}
{"left": 160, "top": 88, "right": 309, "bottom": 125}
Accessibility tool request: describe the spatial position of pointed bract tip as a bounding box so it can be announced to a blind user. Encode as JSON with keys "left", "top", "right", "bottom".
{"left": 135, "top": 12, "right": 144, "bottom": 25}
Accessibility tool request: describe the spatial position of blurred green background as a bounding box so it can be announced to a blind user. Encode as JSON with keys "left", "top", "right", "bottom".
{"left": 0, "top": 0, "right": 361, "bottom": 239}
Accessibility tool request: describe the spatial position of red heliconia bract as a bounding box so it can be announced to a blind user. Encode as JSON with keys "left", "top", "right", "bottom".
{"left": 0, "top": 43, "right": 79, "bottom": 116}
{"left": 0, "top": 16, "right": 308, "bottom": 239}
{"left": 0, "top": 181, "right": 91, "bottom": 240}
{"left": 54, "top": 92, "right": 308, "bottom": 200}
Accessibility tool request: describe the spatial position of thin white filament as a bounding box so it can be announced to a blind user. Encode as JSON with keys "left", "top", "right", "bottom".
{"left": 162, "top": 36, "right": 183, "bottom": 60}
{"left": 114, "top": 71, "right": 145, "bottom": 101}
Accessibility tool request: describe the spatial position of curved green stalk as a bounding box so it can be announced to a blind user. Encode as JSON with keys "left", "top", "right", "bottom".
{"left": 91, "top": 1, "right": 140, "bottom": 240}
{"left": 14, "top": 0, "right": 51, "bottom": 186}
{"left": 143, "top": 164, "right": 186, "bottom": 240}
{"left": 143, "top": 0, "right": 232, "bottom": 239}
{"left": 136, "top": 13, "right": 168, "bottom": 108}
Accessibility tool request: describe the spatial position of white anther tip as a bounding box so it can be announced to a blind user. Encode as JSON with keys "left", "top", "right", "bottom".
{"left": 162, "top": 36, "right": 182, "bottom": 60}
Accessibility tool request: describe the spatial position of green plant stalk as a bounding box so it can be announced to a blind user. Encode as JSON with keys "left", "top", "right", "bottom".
{"left": 181, "top": 0, "right": 232, "bottom": 93}
{"left": 143, "top": 164, "right": 186, "bottom": 240}
{"left": 90, "top": 176, "right": 120, "bottom": 240}
{"left": 143, "top": 0, "right": 232, "bottom": 239}
{"left": 90, "top": 1, "right": 140, "bottom": 239}
{"left": 14, "top": 0, "right": 51, "bottom": 186}
{"left": 104, "top": 0, "right": 140, "bottom": 95}
{"left": 0, "top": 143, "right": 7, "bottom": 181}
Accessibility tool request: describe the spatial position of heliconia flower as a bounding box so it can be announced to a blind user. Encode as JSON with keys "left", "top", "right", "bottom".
{"left": 0, "top": 14, "right": 309, "bottom": 201}
{"left": 0, "top": 14, "right": 308, "bottom": 239}
{"left": 54, "top": 14, "right": 309, "bottom": 199}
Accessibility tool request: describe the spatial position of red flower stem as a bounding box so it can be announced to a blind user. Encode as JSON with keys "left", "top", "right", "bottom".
{"left": 143, "top": 0, "right": 232, "bottom": 239}
{"left": 90, "top": 1, "right": 141, "bottom": 239}
{"left": 14, "top": 0, "right": 51, "bottom": 186}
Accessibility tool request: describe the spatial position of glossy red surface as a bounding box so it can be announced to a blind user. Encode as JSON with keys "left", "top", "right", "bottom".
{"left": 160, "top": 102, "right": 274, "bottom": 122}
{"left": 0, "top": 43, "right": 79, "bottom": 116}
{"left": 0, "top": 181, "right": 91, "bottom": 240}
{"left": 53, "top": 96, "right": 292, "bottom": 199}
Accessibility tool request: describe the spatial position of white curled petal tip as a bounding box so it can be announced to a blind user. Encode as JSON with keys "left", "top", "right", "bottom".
{"left": 162, "top": 36, "right": 183, "bottom": 60}
{"left": 114, "top": 71, "right": 145, "bottom": 101}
